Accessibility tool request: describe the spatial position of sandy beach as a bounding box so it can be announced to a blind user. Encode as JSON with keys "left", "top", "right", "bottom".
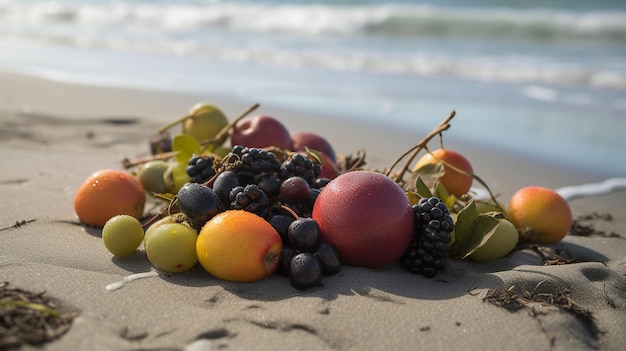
{"left": 1, "top": 71, "right": 625, "bottom": 351}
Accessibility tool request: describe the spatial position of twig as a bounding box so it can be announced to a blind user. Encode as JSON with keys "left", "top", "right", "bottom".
{"left": 122, "top": 103, "right": 260, "bottom": 169}
{"left": 0, "top": 219, "right": 37, "bottom": 231}
{"left": 385, "top": 110, "right": 455, "bottom": 183}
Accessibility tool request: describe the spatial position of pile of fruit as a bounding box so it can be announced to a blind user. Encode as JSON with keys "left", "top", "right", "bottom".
{"left": 73, "top": 103, "right": 573, "bottom": 290}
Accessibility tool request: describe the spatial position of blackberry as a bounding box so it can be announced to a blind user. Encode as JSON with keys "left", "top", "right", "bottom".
{"left": 225, "top": 146, "right": 282, "bottom": 185}
{"left": 401, "top": 197, "right": 454, "bottom": 278}
{"left": 229, "top": 184, "right": 271, "bottom": 218}
{"left": 186, "top": 155, "right": 216, "bottom": 184}
{"left": 280, "top": 153, "right": 322, "bottom": 186}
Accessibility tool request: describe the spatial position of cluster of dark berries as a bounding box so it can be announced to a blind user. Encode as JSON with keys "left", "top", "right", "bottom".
{"left": 186, "top": 155, "right": 216, "bottom": 184}
{"left": 176, "top": 145, "right": 340, "bottom": 290}
{"left": 401, "top": 197, "right": 454, "bottom": 278}
{"left": 225, "top": 145, "right": 282, "bottom": 185}
{"left": 270, "top": 215, "right": 341, "bottom": 290}
{"left": 280, "top": 153, "right": 322, "bottom": 186}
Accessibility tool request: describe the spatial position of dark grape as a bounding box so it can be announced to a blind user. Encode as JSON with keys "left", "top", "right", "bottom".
{"left": 177, "top": 182, "right": 224, "bottom": 226}
{"left": 287, "top": 217, "right": 321, "bottom": 253}
{"left": 289, "top": 253, "right": 322, "bottom": 290}
{"left": 212, "top": 170, "right": 240, "bottom": 207}
{"left": 269, "top": 214, "right": 294, "bottom": 245}
{"left": 277, "top": 246, "right": 297, "bottom": 276}
{"left": 313, "top": 177, "right": 331, "bottom": 189}
{"left": 314, "top": 243, "right": 341, "bottom": 276}
{"left": 280, "top": 176, "right": 310, "bottom": 203}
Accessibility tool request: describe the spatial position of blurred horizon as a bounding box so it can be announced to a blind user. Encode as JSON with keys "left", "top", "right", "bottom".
{"left": 1, "top": 0, "right": 625, "bottom": 176}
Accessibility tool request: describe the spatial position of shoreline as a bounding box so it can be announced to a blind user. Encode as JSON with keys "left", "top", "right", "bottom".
{"left": 0, "top": 68, "right": 625, "bottom": 350}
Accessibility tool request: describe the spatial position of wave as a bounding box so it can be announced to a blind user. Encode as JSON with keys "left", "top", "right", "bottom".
{"left": 1, "top": 1, "right": 626, "bottom": 42}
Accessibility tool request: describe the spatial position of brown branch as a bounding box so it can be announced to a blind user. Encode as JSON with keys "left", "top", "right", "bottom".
{"left": 385, "top": 110, "right": 455, "bottom": 183}
{"left": 122, "top": 103, "right": 260, "bottom": 169}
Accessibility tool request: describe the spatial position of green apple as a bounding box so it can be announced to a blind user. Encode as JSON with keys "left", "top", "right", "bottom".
{"left": 182, "top": 103, "right": 229, "bottom": 143}
{"left": 469, "top": 218, "right": 519, "bottom": 262}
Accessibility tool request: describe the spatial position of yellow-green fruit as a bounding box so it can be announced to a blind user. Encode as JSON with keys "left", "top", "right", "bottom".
{"left": 182, "top": 103, "right": 228, "bottom": 142}
{"left": 144, "top": 215, "right": 179, "bottom": 248}
{"left": 164, "top": 162, "right": 190, "bottom": 194}
{"left": 102, "top": 215, "right": 145, "bottom": 257}
{"left": 469, "top": 218, "right": 519, "bottom": 262}
{"left": 145, "top": 223, "right": 198, "bottom": 273}
{"left": 137, "top": 160, "right": 170, "bottom": 194}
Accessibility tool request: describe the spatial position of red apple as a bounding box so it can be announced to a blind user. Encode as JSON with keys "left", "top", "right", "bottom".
{"left": 230, "top": 115, "right": 293, "bottom": 150}
{"left": 413, "top": 148, "right": 473, "bottom": 198}
{"left": 312, "top": 171, "right": 414, "bottom": 268}
{"left": 291, "top": 131, "right": 337, "bottom": 162}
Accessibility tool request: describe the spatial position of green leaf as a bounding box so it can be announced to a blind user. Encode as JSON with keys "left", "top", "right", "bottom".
{"left": 462, "top": 215, "right": 501, "bottom": 258}
{"left": 413, "top": 176, "right": 433, "bottom": 198}
{"left": 413, "top": 162, "right": 445, "bottom": 192}
{"left": 454, "top": 199, "right": 478, "bottom": 243}
{"left": 448, "top": 199, "right": 502, "bottom": 259}
{"left": 172, "top": 134, "right": 202, "bottom": 164}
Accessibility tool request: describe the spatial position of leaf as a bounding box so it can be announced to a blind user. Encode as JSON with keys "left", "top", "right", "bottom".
{"left": 305, "top": 147, "right": 324, "bottom": 165}
{"left": 413, "top": 176, "right": 433, "bottom": 198}
{"left": 172, "top": 134, "right": 202, "bottom": 164}
{"left": 405, "top": 191, "right": 422, "bottom": 206}
{"left": 462, "top": 215, "right": 501, "bottom": 259}
{"left": 453, "top": 199, "right": 478, "bottom": 246}
{"left": 413, "top": 162, "right": 445, "bottom": 192}
{"left": 448, "top": 198, "right": 502, "bottom": 259}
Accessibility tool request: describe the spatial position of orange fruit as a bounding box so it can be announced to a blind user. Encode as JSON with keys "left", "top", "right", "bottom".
{"left": 508, "top": 186, "right": 572, "bottom": 244}
{"left": 413, "top": 148, "right": 473, "bottom": 197}
{"left": 196, "top": 210, "right": 282, "bottom": 282}
{"left": 74, "top": 169, "right": 146, "bottom": 227}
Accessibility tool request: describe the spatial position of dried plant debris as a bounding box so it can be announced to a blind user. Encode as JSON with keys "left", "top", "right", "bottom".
{"left": 530, "top": 245, "right": 578, "bottom": 266}
{"left": 0, "top": 219, "right": 37, "bottom": 232}
{"left": 484, "top": 282, "right": 600, "bottom": 346}
{"left": 570, "top": 212, "right": 621, "bottom": 238}
{"left": 0, "top": 282, "right": 75, "bottom": 350}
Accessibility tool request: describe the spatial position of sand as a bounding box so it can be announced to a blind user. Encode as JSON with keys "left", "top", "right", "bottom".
{"left": 0, "top": 71, "right": 625, "bottom": 351}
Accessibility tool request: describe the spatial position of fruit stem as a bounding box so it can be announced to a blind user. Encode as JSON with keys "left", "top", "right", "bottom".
{"left": 197, "top": 102, "right": 260, "bottom": 149}
{"left": 158, "top": 113, "right": 191, "bottom": 135}
{"left": 280, "top": 204, "right": 300, "bottom": 220}
{"left": 121, "top": 103, "right": 260, "bottom": 169}
{"left": 385, "top": 110, "right": 455, "bottom": 183}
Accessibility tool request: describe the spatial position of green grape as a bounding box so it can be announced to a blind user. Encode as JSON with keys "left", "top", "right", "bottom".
{"left": 102, "top": 215, "right": 145, "bottom": 257}
{"left": 144, "top": 215, "right": 178, "bottom": 248}
{"left": 137, "top": 160, "right": 170, "bottom": 194}
{"left": 145, "top": 223, "right": 198, "bottom": 273}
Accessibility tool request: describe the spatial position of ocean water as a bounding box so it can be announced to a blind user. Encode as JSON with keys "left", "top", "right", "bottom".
{"left": 1, "top": 0, "right": 625, "bottom": 177}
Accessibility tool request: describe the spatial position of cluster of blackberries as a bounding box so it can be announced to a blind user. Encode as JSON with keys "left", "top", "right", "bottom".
{"left": 280, "top": 153, "right": 322, "bottom": 186}
{"left": 186, "top": 155, "right": 216, "bottom": 184}
{"left": 401, "top": 197, "right": 454, "bottom": 278}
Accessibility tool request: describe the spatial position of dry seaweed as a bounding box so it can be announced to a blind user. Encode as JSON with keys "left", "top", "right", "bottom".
{"left": 483, "top": 282, "right": 600, "bottom": 347}
{"left": 570, "top": 212, "right": 621, "bottom": 238}
{"left": 530, "top": 245, "right": 578, "bottom": 266}
{"left": 0, "top": 282, "right": 75, "bottom": 350}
